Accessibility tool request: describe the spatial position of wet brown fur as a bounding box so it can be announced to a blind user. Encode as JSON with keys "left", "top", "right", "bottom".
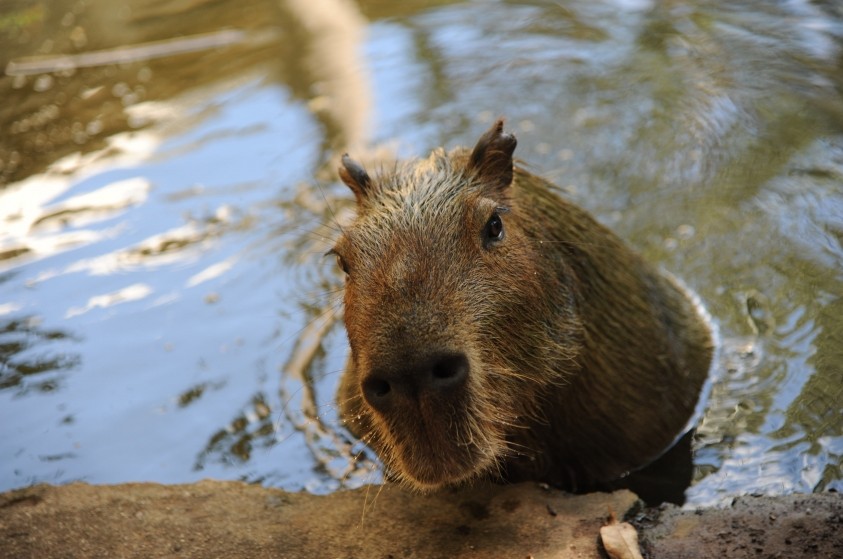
{"left": 334, "top": 120, "right": 713, "bottom": 491}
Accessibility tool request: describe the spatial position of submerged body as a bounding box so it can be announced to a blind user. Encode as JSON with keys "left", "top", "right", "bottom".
{"left": 334, "top": 120, "right": 713, "bottom": 491}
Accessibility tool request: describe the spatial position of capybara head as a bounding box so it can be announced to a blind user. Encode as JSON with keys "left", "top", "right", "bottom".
{"left": 334, "top": 119, "right": 713, "bottom": 492}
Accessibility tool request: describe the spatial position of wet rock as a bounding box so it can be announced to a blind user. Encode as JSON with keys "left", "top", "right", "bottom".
{"left": 3, "top": 481, "right": 840, "bottom": 558}
{"left": 634, "top": 492, "right": 843, "bottom": 558}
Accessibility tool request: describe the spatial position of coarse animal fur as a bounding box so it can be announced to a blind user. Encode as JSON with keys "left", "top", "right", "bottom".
{"left": 333, "top": 119, "right": 713, "bottom": 492}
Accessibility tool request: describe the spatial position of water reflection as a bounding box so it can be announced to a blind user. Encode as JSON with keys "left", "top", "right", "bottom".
{"left": 1, "top": 0, "right": 371, "bottom": 185}
{"left": 0, "top": 314, "right": 78, "bottom": 394}
{"left": 0, "top": 0, "right": 841, "bottom": 505}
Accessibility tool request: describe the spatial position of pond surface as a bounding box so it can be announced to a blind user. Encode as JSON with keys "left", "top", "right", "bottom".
{"left": 1, "top": 0, "right": 841, "bottom": 506}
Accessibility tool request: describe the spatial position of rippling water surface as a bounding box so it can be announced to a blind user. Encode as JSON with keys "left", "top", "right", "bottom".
{"left": 1, "top": 0, "right": 841, "bottom": 505}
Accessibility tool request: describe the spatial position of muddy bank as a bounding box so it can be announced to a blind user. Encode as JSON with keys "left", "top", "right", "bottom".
{"left": 1, "top": 481, "right": 840, "bottom": 558}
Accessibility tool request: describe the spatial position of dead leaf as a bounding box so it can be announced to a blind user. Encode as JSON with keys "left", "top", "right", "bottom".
{"left": 600, "top": 516, "right": 644, "bottom": 559}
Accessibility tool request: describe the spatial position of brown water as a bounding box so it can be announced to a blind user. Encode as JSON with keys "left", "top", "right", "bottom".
{"left": 1, "top": 0, "right": 841, "bottom": 505}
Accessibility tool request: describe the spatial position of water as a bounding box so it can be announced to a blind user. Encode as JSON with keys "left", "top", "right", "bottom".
{"left": 1, "top": 0, "right": 841, "bottom": 505}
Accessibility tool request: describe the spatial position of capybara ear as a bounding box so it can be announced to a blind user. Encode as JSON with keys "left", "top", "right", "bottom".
{"left": 339, "top": 154, "right": 372, "bottom": 203}
{"left": 468, "top": 118, "right": 517, "bottom": 192}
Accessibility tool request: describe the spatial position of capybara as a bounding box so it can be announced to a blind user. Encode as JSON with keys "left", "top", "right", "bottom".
{"left": 333, "top": 119, "right": 714, "bottom": 492}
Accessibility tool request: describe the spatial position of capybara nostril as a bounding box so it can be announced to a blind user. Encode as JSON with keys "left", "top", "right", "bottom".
{"left": 428, "top": 352, "right": 469, "bottom": 390}
{"left": 361, "top": 352, "right": 469, "bottom": 414}
{"left": 361, "top": 376, "right": 392, "bottom": 413}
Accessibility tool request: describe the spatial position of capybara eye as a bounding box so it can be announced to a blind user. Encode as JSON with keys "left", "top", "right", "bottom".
{"left": 335, "top": 253, "right": 349, "bottom": 275}
{"left": 484, "top": 213, "right": 504, "bottom": 244}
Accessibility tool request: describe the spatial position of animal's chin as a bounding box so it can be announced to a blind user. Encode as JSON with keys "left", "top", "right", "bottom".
{"left": 391, "top": 453, "right": 487, "bottom": 491}
{"left": 396, "top": 465, "right": 477, "bottom": 492}
{"left": 378, "top": 427, "right": 499, "bottom": 491}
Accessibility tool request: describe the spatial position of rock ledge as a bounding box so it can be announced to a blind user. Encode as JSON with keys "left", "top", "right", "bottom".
{"left": 1, "top": 481, "right": 840, "bottom": 558}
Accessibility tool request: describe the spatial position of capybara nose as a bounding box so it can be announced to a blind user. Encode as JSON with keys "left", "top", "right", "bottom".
{"left": 361, "top": 352, "right": 469, "bottom": 414}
